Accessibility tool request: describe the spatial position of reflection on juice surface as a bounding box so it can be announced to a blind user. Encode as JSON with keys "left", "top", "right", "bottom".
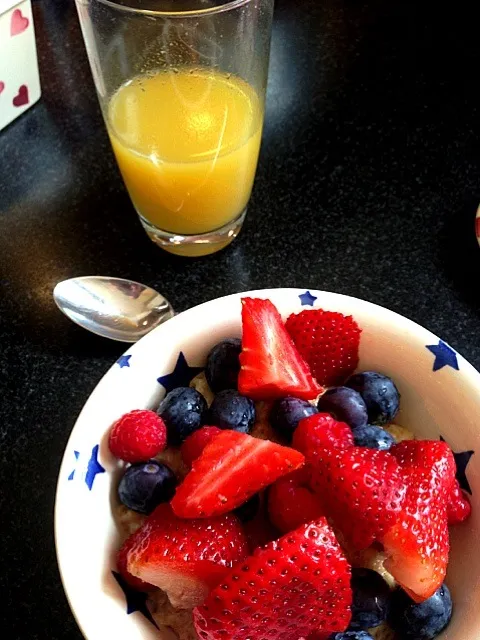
{"left": 107, "top": 69, "right": 263, "bottom": 236}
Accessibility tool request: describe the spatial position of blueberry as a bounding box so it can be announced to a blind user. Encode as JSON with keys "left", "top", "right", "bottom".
{"left": 388, "top": 584, "right": 452, "bottom": 640}
{"left": 346, "top": 372, "right": 400, "bottom": 426}
{"left": 205, "top": 338, "right": 242, "bottom": 392}
{"left": 157, "top": 387, "right": 207, "bottom": 444}
{"left": 118, "top": 460, "right": 177, "bottom": 515}
{"left": 316, "top": 387, "right": 368, "bottom": 430}
{"left": 352, "top": 425, "right": 396, "bottom": 451}
{"left": 270, "top": 397, "right": 318, "bottom": 441}
{"left": 330, "top": 632, "right": 374, "bottom": 640}
{"left": 350, "top": 568, "right": 391, "bottom": 630}
{"left": 234, "top": 494, "right": 260, "bottom": 522}
{"left": 209, "top": 389, "right": 256, "bottom": 433}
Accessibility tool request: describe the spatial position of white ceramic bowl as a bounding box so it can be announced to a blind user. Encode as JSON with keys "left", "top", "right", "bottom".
{"left": 55, "top": 288, "right": 479, "bottom": 640}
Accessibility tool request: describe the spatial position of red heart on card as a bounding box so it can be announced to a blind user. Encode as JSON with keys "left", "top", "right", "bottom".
{"left": 13, "top": 85, "right": 29, "bottom": 107}
{"left": 11, "top": 8, "right": 29, "bottom": 36}
{"left": 0, "top": 82, "right": 4, "bottom": 94}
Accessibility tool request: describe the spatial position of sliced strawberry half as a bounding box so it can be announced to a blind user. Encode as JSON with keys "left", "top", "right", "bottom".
{"left": 193, "top": 519, "right": 352, "bottom": 640}
{"left": 310, "top": 446, "right": 407, "bottom": 551}
{"left": 125, "top": 503, "right": 249, "bottom": 608}
{"left": 383, "top": 440, "right": 456, "bottom": 602}
{"left": 116, "top": 529, "right": 155, "bottom": 592}
{"left": 171, "top": 430, "right": 305, "bottom": 518}
{"left": 238, "top": 298, "right": 323, "bottom": 401}
{"left": 285, "top": 308, "right": 361, "bottom": 387}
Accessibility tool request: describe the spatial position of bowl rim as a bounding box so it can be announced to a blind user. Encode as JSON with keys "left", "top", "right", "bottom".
{"left": 54, "top": 287, "right": 480, "bottom": 640}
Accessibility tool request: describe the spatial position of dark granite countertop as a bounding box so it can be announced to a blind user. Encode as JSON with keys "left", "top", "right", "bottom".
{"left": 1, "top": 0, "right": 480, "bottom": 637}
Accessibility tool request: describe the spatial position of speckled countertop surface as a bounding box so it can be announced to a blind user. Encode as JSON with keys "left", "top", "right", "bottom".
{"left": 1, "top": 0, "right": 480, "bottom": 637}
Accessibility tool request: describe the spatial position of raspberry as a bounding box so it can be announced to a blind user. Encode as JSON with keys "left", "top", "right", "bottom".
{"left": 108, "top": 410, "right": 167, "bottom": 463}
{"left": 180, "top": 426, "right": 222, "bottom": 467}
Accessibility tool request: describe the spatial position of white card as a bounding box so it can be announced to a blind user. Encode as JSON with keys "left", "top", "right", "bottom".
{"left": 0, "top": 0, "right": 41, "bottom": 131}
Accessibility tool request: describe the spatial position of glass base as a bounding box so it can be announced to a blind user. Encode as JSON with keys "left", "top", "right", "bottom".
{"left": 139, "top": 209, "right": 246, "bottom": 257}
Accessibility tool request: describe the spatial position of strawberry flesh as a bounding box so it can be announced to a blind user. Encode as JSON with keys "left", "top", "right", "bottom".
{"left": 286, "top": 309, "right": 361, "bottom": 387}
{"left": 193, "top": 519, "right": 352, "bottom": 640}
{"left": 125, "top": 504, "right": 249, "bottom": 608}
{"left": 383, "top": 440, "right": 456, "bottom": 602}
{"left": 171, "top": 430, "right": 305, "bottom": 518}
{"left": 238, "top": 298, "right": 323, "bottom": 400}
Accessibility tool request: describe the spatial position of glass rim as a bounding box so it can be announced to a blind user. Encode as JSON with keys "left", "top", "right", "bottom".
{"left": 90, "top": 0, "right": 252, "bottom": 18}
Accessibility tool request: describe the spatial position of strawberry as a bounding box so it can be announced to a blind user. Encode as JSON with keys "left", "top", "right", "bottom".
{"left": 108, "top": 409, "right": 167, "bottom": 463}
{"left": 193, "top": 519, "right": 352, "bottom": 640}
{"left": 116, "top": 530, "right": 154, "bottom": 592}
{"left": 180, "top": 426, "right": 222, "bottom": 467}
{"left": 292, "top": 413, "right": 353, "bottom": 464}
{"left": 310, "top": 447, "right": 407, "bottom": 551}
{"left": 268, "top": 467, "right": 325, "bottom": 533}
{"left": 285, "top": 309, "right": 361, "bottom": 387}
{"left": 383, "top": 440, "right": 456, "bottom": 602}
{"left": 238, "top": 298, "right": 323, "bottom": 401}
{"left": 447, "top": 479, "right": 471, "bottom": 525}
{"left": 171, "top": 430, "right": 305, "bottom": 518}
{"left": 125, "top": 503, "right": 249, "bottom": 608}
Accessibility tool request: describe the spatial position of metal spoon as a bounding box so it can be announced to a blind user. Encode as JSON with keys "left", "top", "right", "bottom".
{"left": 53, "top": 276, "right": 174, "bottom": 342}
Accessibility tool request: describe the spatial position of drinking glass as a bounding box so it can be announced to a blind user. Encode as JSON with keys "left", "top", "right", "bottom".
{"left": 74, "top": 0, "right": 274, "bottom": 256}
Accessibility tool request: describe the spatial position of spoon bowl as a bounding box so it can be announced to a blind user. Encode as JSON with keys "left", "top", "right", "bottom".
{"left": 53, "top": 276, "right": 174, "bottom": 342}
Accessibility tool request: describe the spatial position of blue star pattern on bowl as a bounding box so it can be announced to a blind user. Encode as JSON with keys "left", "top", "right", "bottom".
{"left": 453, "top": 449, "right": 475, "bottom": 494}
{"left": 67, "top": 451, "right": 80, "bottom": 481}
{"left": 112, "top": 571, "right": 159, "bottom": 628}
{"left": 117, "top": 354, "right": 132, "bottom": 368}
{"left": 426, "top": 340, "right": 459, "bottom": 372}
{"left": 68, "top": 445, "right": 105, "bottom": 490}
{"left": 441, "top": 437, "right": 474, "bottom": 494}
{"left": 157, "top": 351, "right": 203, "bottom": 393}
{"left": 85, "top": 444, "right": 106, "bottom": 490}
{"left": 298, "top": 290, "right": 318, "bottom": 306}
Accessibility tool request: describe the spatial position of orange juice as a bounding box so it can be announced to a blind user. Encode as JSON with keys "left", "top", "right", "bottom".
{"left": 107, "top": 69, "right": 263, "bottom": 244}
